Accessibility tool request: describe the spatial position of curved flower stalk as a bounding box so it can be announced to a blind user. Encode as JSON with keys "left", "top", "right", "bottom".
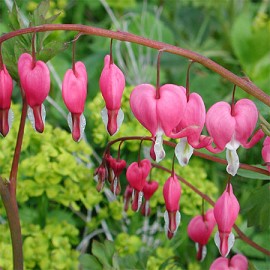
{"left": 18, "top": 53, "right": 50, "bottom": 133}
{"left": 173, "top": 91, "right": 212, "bottom": 166}
{"left": 262, "top": 136, "right": 270, "bottom": 172}
{"left": 141, "top": 180, "right": 159, "bottom": 216}
{"left": 206, "top": 99, "right": 264, "bottom": 176}
{"left": 0, "top": 64, "right": 13, "bottom": 136}
{"left": 99, "top": 54, "right": 126, "bottom": 136}
{"left": 126, "top": 159, "right": 151, "bottom": 211}
{"left": 106, "top": 155, "right": 126, "bottom": 196}
{"left": 62, "top": 61, "right": 87, "bottom": 142}
{"left": 210, "top": 254, "right": 248, "bottom": 270}
{"left": 163, "top": 174, "right": 182, "bottom": 239}
{"left": 187, "top": 208, "right": 216, "bottom": 261}
{"left": 214, "top": 183, "right": 240, "bottom": 257}
{"left": 130, "top": 84, "right": 187, "bottom": 162}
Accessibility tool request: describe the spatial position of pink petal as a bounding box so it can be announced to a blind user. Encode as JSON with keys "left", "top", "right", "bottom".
{"left": 230, "top": 254, "right": 248, "bottom": 269}
{"left": 62, "top": 61, "right": 87, "bottom": 114}
{"left": 99, "top": 54, "right": 125, "bottom": 110}
{"left": 18, "top": 53, "right": 50, "bottom": 107}
{"left": 130, "top": 84, "right": 158, "bottom": 136}
{"left": 206, "top": 102, "right": 235, "bottom": 152}
{"left": 262, "top": 136, "right": 270, "bottom": 171}
{"left": 163, "top": 174, "right": 181, "bottom": 212}
{"left": 142, "top": 181, "right": 159, "bottom": 200}
{"left": 0, "top": 65, "right": 13, "bottom": 110}
{"left": 210, "top": 257, "right": 230, "bottom": 270}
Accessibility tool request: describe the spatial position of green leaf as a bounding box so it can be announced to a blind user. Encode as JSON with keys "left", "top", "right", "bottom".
{"left": 104, "top": 240, "right": 115, "bottom": 264}
{"left": 79, "top": 254, "right": 103, "bottom": 270}
{"left": 92, "top": 240, "right": 111, "bottom": 268}
{"left": 237, "top": 166, "right": 270, "bottom": 180}
{"left": 244, "top": 184, "right": 270, "bottom": 230}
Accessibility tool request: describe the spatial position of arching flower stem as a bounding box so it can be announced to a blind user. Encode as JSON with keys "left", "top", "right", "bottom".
{"left": 0, "top": 24, "right": 268, "bottom": 105}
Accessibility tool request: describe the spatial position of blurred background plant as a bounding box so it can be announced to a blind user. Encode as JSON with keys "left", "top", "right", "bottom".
{"left": 0, "top": 0, "right": 269, "bottom": 269}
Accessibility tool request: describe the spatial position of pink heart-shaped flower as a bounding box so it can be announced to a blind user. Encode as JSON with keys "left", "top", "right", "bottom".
{"left": 210, "top": 254, "right": 248, "bottom": 270}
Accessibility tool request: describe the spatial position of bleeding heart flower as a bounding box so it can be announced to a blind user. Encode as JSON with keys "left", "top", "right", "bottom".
{"left": 94, "top": 164, "right": 107, "bottom": 192}
{"left": 187, "top": 209, "right": 216, "bottom": 261}
{"left": 206, "top": 99, "right": 264, "bottom": 176}
{"left": 100, "top": 54, "right": 125, "bottom": 136}
{"left": 130, "top": 84, "right": 187, "bottom": 162}
{"left": 123, "top": 185, "right": 134, "bottom": 212}
{"left": 126, "top": 159, "right": 151, "bottom": 211}
{"left": 262, "top": 136, "right": 270, "bottom": 172}
{"left": 163, "top": 174, "right": 182, "bottom": 239}
{"left": 214, "top": 183, "right": 240, "bottom": 257}
{"left": 141, "top": 180, "right": 159, "bottom": 216}
{"left": 210, "top": 254, "right": 248, "bottom": 270}
{"left": 62, "top": 61, "right": 87, "bottom": 142}
{"left": 107, "top": 155, "right": 126, "bottom": 195}
{"left": 173, "top": 92, "right": 212, "bottom": 166}
{"left": 18, "top": 53, "right": 50, "bottom": 133}
{"left": 0, "top": 64, "right": 13, "bottom": 136}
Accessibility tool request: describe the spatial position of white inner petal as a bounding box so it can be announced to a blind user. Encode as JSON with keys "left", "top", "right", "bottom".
{"left": 101, "top": 107, "right": 108, "bottom": 131}
{"left": 27, "top": 104, "right": 46, "bottom": 131}
{"left": 136, "top": 191, "right": 144, "bottom": 212}
{"left": 226, "top": 148, "right": 239, "bottom": 176}
{"left": 214, "top": 231, "right": 220, "bottom": 252}
{"left": 116, "top": 108, "right": 124, "bottom": 135}
{"left": 145, "top": 200, "right": 150, "bottom": 215}
{"left": 175, "top": 137, "right": 194, "bottom": 166}
{"left": 79, "top": 113, "right": 86, "bottom": 141}
{"left": 227, "top": 232, "right": 235, "bottom": 257}
{"left": 113, "top": 178, "right": 118, "bottom": 196}
{"left": 164, "top": 210, "right": 169, "bottom": 234}
{"left": 154, "top": 130, "right": 166, "bottom": 163}
{"left": 195, "top": 243, "right": 207, "bottom": 262}
{"left": 8, "top": 108, "right": 14, "bottom": 130}
{"left": 163, "top": 210, "right": 181, "bottom": 237}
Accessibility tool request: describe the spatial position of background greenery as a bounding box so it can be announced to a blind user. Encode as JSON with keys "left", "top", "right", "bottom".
{"left": 0, "top": 0, "right": 269, "bottom": 269}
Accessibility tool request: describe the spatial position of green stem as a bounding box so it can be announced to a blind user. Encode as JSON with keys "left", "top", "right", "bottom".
{"left": 0, "top": 24, "right": 269, "bottom": 106}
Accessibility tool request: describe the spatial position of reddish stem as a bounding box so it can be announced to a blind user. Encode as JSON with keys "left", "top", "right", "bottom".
{"left": 110, "top": 39, "right": 114, "bottom": 65}
{"left": 31, "top": 32, "right": 36, "bottom": 68}
{"left": 0, "top": 43, "right": 3, "bottom": 70}
{"left": 0, "top": 24, "right": 268, "bottom": 105}
{"left": 156, "top": 49, "right": 165, "bottom": 99}
{"left": 185, "top": 60, "right": 195, "bottom": 101}
{"left": 231, "top": 85, "right": 237, "bottom": 116}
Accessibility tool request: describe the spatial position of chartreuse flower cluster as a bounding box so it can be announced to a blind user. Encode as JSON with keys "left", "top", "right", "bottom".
{"left": 0, "top": 26, "right": 269, "bottom": 270}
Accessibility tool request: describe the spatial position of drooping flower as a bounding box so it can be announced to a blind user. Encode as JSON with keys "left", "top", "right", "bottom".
{"left": 62, "top": 61, "right": 87, "bottom": 142}
{"left": 210, "top": 254, "right": 248, "bottom": 270}
{"left": 173, "top": 91, "right": 212, "bottom": 166}
{"left": 214, "top": 183, "right": 240, "bottom": 257}
{"left": 141, "top": 180, "right": 159, "bottom": 216}
{"left": 130, "top": 84, "right": 187, "bottom": 162}
{"left": 206, "top": 99, "right": 264, "bottom": 176}
{"left": 163, "top": 174, "right": 182, "bottom": 239}
{"left": 123, "top": 185, "right": 133, "bottom": 212}
{"left": 262, "top": 136, "right": 270, "bottom": 172}
{"left": 187, "top": 208, "right": 216, "bottom": 261}
{"left": 126, "top": 159, "right": 151, "bottom": 211}
{"left": 94, "top": 164, "right": 107, "bottom": 192}
{"left": 106, "top": 155, "right": 126, "bottom": 195}
{"left": 99, "top": 54, "right": 125, "bottom": 136}
{"left": 18, "top": 53, "right": 50, "bottom": 133}
{"left": 0, "top": 64, "right": 13, "bottom": 136}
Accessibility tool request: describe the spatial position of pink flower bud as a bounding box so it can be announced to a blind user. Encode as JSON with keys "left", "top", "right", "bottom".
{"left": 130, "top": 84, "right": 187, "bottom": 162}
{"left": 62, "top": 61, "right": 87, "bottom": 141}
{"left": 214, "top": 183, "right": 240, "bottom": 257}
{"left": 126, "top": 159, "right": 151, "bottom": 211}
{"left": 18, "top": 53, "right": 50, "bottom": 133}
{"left": 206, "top": 99, "right": 264, "bottom": 175}
{"left": 107, "top": 156, "right": 126, "bottom": 195}
{"left": 187, "top": 209, "right": 216, "bottom": 261}
{"left": 163, "top": 174, "right": 182, "bottom": 239}
{"left": 210, "top": 254, "right": 248, "bottom": 270}
{"left": 0, "top": 64, "right": 13, "bottom": 136}
{"left": 123, "top": 185, "right": 133, "bottom": 212}
{"left": 262, "top": 136, "right": 270, "bottom": 172}
{"left": 99, "top": 55, "right": 125, "bottom": 136}
{"left": 141, "top": 180, "right": 159, "bottom": 216}
{"left": 94, "top": 165, "right": 107, "bottom": 192}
